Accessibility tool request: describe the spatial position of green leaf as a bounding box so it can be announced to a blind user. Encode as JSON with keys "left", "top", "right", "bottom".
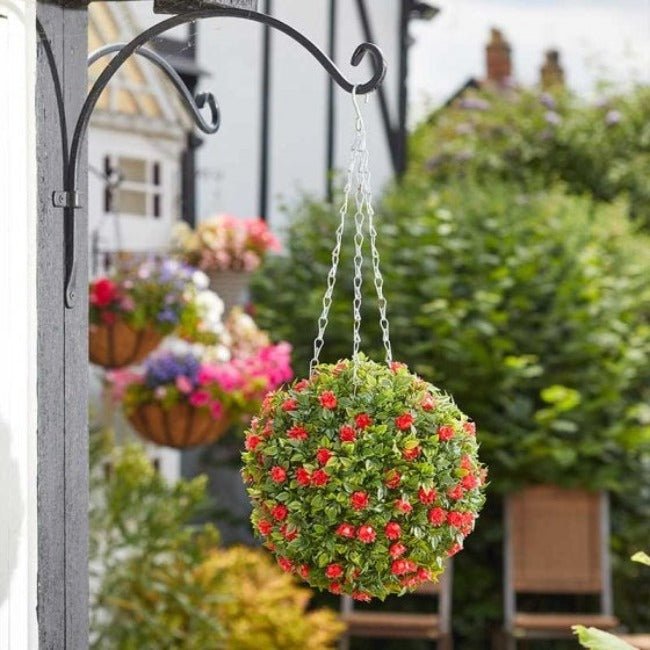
{"left": 572, "top": 626, "right": 636, "bottom": 650}
{"left": 631, "top": 551, "right": 650, "bottom": 566}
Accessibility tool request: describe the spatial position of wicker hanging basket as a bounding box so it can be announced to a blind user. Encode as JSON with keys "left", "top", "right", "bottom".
{"left": 207, "top": 270, "right": 251, "bottom": 314}
{"left": 89, "top": 318, "right": 163, "bottom": 369}
{"left": 127, "top": 401, "right": 231, "bottom": 449}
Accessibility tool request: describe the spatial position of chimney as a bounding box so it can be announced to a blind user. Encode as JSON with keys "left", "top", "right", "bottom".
{"left": 540, "top": 49, "right": 564, "bottom": 88}
{"left": 486, "top": 28, "right": 512, "bottom": 85}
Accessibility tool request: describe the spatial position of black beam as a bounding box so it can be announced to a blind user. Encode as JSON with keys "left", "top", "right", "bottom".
{"left": 259, "top": 0, "right": 273, "bottom": 221}
{"left": 326, "top": 0, "right": 337, "bottom": 202}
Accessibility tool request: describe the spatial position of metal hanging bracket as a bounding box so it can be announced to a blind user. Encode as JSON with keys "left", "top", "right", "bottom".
{"left": 61, "top": 4, "right": 387, "bottom": 309}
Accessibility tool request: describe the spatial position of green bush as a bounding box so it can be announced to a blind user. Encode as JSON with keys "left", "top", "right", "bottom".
{"left": 252, "top": 181, "right": 650, "bottom": 645}
{"left": 89, "top": 434, "right": 342, "bottom": 649}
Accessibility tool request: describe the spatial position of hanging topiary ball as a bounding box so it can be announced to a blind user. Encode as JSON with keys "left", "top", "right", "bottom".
{"left": 242, "top": 355, "right": 487, "bottom": 600}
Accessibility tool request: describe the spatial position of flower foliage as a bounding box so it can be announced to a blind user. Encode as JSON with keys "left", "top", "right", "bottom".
{"left": 112, "top": 341, "right": 293, "bottom": 423}
{"left": 89, "top": 257, "right": 223, "bottom": 343}
{"left": 242, "top": 356, "right": 486, "bottom": 600}
{"left": 172, "top": 214, "right": 281, "bottom": 273}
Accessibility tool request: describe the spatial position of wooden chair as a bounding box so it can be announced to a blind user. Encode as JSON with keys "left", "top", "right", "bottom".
{"left": 339, "top": 565, "right": 453, "bottom": 650}
{"left": 616, "top": 635, "right": 650, "bottom": 650}
{"left": 503, "top": 485, "right": 619, "bottom": 649}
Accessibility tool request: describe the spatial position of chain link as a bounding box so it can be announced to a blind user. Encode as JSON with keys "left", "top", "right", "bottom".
{"left": 309, "top": 87, "right": 393, "bottom": 375}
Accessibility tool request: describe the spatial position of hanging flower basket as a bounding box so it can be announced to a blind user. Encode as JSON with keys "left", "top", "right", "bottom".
{"left": 242, "top": 356, "right": 486, "bottom": 600}
{"left": 242, "top": 92, "right": 487, "bottom": 600}
{"left": 89, "top": 258, "right": 224, "bottom": 369}
{"left": 207, "top": 269, "right": 251, "bottom": 314}
{"left": 111, "top": 339, "right": 293, "bottom": 449}
{"left": 89, "top": 317, "right": 162, "bottom": 369}
{"left": 128, "top": 401, "right": 231, "bottom": 448}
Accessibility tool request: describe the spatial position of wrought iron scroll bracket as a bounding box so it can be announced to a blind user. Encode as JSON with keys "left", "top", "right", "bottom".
{"left": 56, "top": 5, "right": 387, "bottom": 308}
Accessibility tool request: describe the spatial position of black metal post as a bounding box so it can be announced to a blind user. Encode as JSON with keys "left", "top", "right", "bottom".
{"left": 396, "top": 0, "right": 410, "bottom": 176}
{"left": 326, "top": 0, "right": 337, "bottom": 202}
{"left": 259, "top": 0, "right": 273, "bottom": 221}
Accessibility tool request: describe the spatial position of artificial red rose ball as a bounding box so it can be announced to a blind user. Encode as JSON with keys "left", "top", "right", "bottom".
{"left": 243, "top": 355, "right": 486, "bottom": 600}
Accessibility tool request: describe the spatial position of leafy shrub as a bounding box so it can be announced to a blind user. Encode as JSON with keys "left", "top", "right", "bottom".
{"left": 89, "top": 434, "right": 342, "bottom": 649}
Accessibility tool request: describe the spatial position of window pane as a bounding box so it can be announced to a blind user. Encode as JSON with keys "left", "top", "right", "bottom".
{"left": 118, "top": 157, "right": 147, "bottom": 183}
{"left": 116, "top": 189, "right": 147, "bottom": 216}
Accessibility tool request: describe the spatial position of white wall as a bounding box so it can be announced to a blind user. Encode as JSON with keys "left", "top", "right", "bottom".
{"left": 0, "top": 0, "right": 38, "bottom": 647}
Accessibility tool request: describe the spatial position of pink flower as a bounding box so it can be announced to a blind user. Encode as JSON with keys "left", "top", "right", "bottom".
{"left": 210, "top": 400, "right": 223, "bottom": 419}
{"left": 463, "top": 421, "right": 476, "bottom": 435}
{"left": 175, "top": 375, "right": 193, "bottom": 394}
{"left": 189, "top": 390, "right": 210, "bottom": 407}
{"left": 389, "top": 543, "right": 407, "bottom": 559}
{"left": 421, "top": 395, "right": 436, "bottom": 411}
{"left": 395, "top": 499, "right": 413, "bottom": 514}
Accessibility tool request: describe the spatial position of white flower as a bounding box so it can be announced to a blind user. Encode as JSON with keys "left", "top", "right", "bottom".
{"left": 196, "top": 289, "right": 225, "bottom": 333}
{"left": 192, "top": 270, "right": 209, "bottom": 290}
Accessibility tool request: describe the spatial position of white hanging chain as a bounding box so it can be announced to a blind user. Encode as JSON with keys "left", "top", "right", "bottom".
{"left": 309, "top": 87, "right": 393, "bottom": 377}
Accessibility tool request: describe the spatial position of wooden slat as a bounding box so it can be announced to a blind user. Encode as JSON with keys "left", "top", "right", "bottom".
{"left": 617, "top": 635, "right": 650, "bottom": 650}
{"left": 514, "top": 613, "right": 619, "bottom": 632}
{"left": 342, "top": 612, "right": 440, "bottom": 639}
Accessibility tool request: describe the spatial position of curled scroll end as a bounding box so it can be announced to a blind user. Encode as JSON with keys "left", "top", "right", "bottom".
{"left": 350, "top": 42, "right": 387, "bottom": 95}
{"left": 194, "top": 92, "right": 221, "bottom": 134}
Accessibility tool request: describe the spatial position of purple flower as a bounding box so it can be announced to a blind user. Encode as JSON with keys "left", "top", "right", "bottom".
{"left": 539, "top": 92, "right": 556, "bottom": 110}
{"left": 459, "top": 97, "right": 491, "bottom": 111}
{"left": 605, "top": 109, "right": 621, "bottom": 126}
{"left": 144, "top": 351, "right": 201, "bottom": 388}
{"left": 545, "top": 110, "right": 561, "bottom": 126}
{"left": 157, "top": 308, "right": 178, "bottom": 323}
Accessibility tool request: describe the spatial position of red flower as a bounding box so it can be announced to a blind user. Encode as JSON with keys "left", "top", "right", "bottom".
{"left": 311, "top": 469, "right": 329, "bottom": 487}
{"left": 352, "top": 592, "right": 371, "bottom": 602}
{"left": 438, "top": 425, "right": 455, "bottom": 441}
{"left": 395, "top": 413, "right": 414, "bottom": 430}
{"left": 390, "top": 361, "right": 407, "bottom": 372}
{"left": 357, "top": 525, "right": 376, "bottom": 543}
{"left": 257, "top": 519, "right": 272, "bottom": 535}
{"left": 336, "top": 523, "right": 356, "bottom": 539}
{"left": 316, "top": 447, "right": 333, "bottom": 465}
{"left": 447, "top": 511, "right": 464, "bottom": 529}
{"left": 395, "top": 499, "right": 413, "bottom": 514}
{"left": 420, "top": 394, "right": 436, "bottom": 411}
{"left": 460, "top": 512, "right": 475, "bottom": 535}
{"left": 90, "top": 278, "right": 120, "bottom": 308}
{"left": 402, "top": 445, "right": 421, "bottom": 461}
{"left": 295, "top": 467, "right": 311, "bottom": 486}
{"left": 300, "top": 564, "right": 310, "bottom": 579}
{"left": 385, "top": 522, "right": 401, "bottom": 540}
{"left": 391, "top": 559, "right": 417, "bottom": 576}
{"left": 329, "top": 582, "right": 342, "bottom": 594}
{"left": 100, "top": 311, "right": 117, "bottom": 325}
{"left": 428, "top": 507, "right": 447, "bottom": 526}
{"left": 448, "top": 543, "right": 462, "bottom": 557}
{"left": 389, "top": 543, "right": 407, "bottom": 559}
{"left": 339, "top": 425, "right": 357, "bottom": 442}
{"left": 287, "top": 425, "right": 308, "bottom": 440}
{"left": 417, "top": 568, "right": 432, "bottom": 582}
{"left": 245, "top": 434, "right": 263, "bottom": 451}
{"left": 385, "top": 470, "right": 401, "bottom": 489}
{"left": 319, "top": 391, "right": 338, "bottom": 409}
{"left": 280, "top": 524, "right": 298, "bottom": 541}
{"left": 294, "top": 379, "right": 310, "bottom": 392}
{"left": 262, "top": 419, "right": 274, "bottom": 437}
{"left": 447, "top": 485, "right": 465, "bottom": 501}
{"left": 278, "top": 557, "right": 293, "bottom": 572}
{"left": 351, "top": 491, "right": 369, "bottom": 510}
{"left": 460, "top": 454, "right": 473, "bottom": 471}
{"left": 269, "top": 466, "right": 287, "bottom": 483}
{"left": 463, "top": 421, "right": 476, "bottom": 435}
{"left": 462, "top": 474, "right": 478, "bottom": 490}
{"left": 354, "top": 413, "right": 372, "bottom": 429}
{"left": 418, "top": 487, "right": 437, "bottom": 505}
{"left": 272, "top": 504, "right": 288, "bottom": 521}
{"left": 401, "top": 575, "right": 420, "bottom": 588}
{"left": 325, "top": 563, "right": 343, "bottom": 579}
{"left": 282, "top": 398, "right": 298, "bottom": 411}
